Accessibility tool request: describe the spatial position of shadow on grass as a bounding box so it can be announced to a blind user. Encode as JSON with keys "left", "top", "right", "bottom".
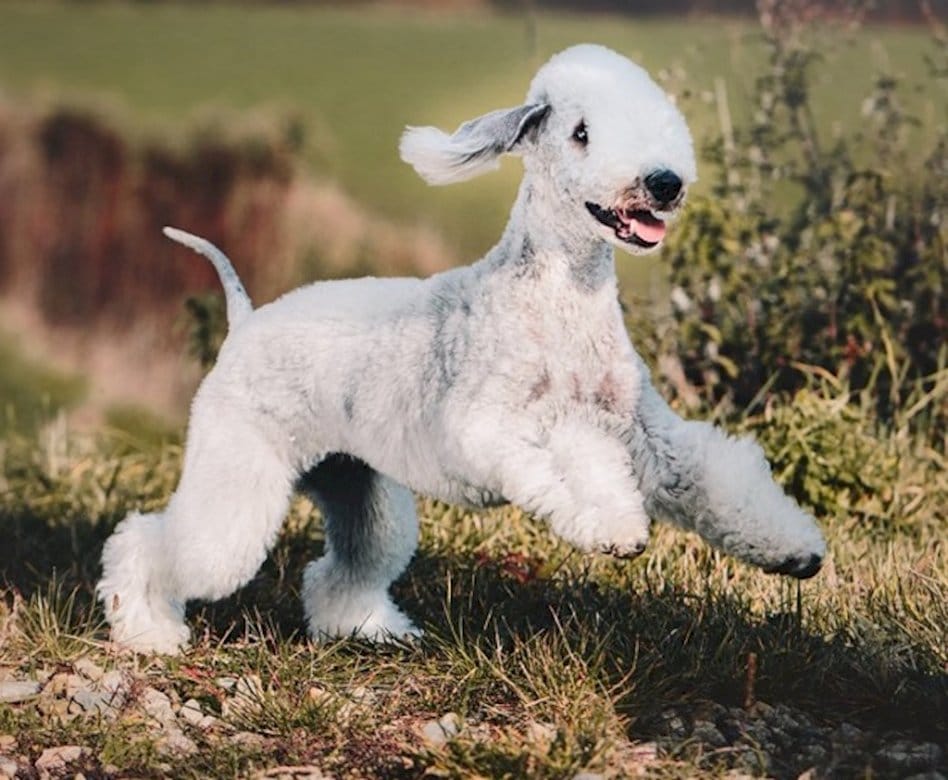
{"left": 4, "top": 506, "right": 946, "bottom": 774}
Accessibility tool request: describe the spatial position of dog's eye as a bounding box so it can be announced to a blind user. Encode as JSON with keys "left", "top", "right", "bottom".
{"left": 572, "top": 121, "right": 588, "bottom": 147}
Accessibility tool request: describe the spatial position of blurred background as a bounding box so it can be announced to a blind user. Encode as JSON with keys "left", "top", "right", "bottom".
{"left": 0, "top": 0, "right": 944, "bottom": 442}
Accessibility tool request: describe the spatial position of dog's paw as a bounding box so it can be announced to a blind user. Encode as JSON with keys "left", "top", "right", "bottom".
{"left": 108, "top": 615, "right": 191, "bottom": 655}
{"left": 303, "top": 564, "right": 421, "bottom": 644}
{"left": 596, "top": 539, "right": 648, "bottom": 560}
{"left": 762, "top": 553, "right": 823, "bottom": 579}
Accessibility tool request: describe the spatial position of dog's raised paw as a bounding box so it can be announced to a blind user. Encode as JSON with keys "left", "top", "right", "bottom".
{"left": 763, "top": 553, "right": 823, "bottom": 579}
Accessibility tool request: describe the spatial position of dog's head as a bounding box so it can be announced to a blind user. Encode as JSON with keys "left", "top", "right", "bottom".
{"left": 400, "top": 44, "right": 696, "bottom": 255}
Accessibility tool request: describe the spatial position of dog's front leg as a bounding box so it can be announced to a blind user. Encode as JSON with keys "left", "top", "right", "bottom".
{"left": 629, "top": 377, "right": 826, "bottom": 578}
{"left": 467, "top": 416, "right": 651, "bottom": 557}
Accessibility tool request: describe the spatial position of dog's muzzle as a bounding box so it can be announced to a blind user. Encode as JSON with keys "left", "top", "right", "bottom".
{"left": 586, "top": 201, "right": 667, "bottom": 248}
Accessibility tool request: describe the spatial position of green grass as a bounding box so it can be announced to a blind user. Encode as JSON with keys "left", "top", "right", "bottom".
{"left": 0, "top": 333, "right": 86, "bottom": 434}
{"left": 1, "top": 372, "right": 945, "bottom": 778}
{"left": 0, "top": 3, "right": 940, "bottom": 261}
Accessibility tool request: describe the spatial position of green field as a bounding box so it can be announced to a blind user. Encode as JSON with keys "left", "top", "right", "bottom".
{"left": 0, "top": 3, "right": 940, "bottom": 258}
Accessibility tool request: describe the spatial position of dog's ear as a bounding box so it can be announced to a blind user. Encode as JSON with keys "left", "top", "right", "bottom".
{"left": 399, "top": 103, "right": 550, "bottom": 186}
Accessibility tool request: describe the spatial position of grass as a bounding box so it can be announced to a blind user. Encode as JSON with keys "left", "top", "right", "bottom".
{"left": 1, "top": 370, "right": 945, "bottom": 778}
{"left": 0, "top": 333, "right": 85, "bottom": 435}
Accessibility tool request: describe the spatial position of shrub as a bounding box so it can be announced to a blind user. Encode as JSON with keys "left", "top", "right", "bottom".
{"left": 642, "top": 1, "right": 947, "bottom": 436}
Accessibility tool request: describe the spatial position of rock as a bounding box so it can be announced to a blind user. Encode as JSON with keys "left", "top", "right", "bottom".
{"left": 307, "top": 685, "right": 332, "bottom": 707}
{"left": 0, "top": 756, "right": 17, "bottom": 777}
{"left": 255, "top": 766, "right": 331, "bottom": 780}
{"left": 215, "top": 676, "right": 237, "bottom": 691}
{"left": 749, "top": 700, "right": 773, "bottom": 718}
{"left": 831, "top": 722, "right": 865, "bottom": 747}
{"left": 45, "top": 673, "right": 84, "bottom": 700}
{"left": 656, "top": 708, "right": 689, "bottom": 739}
{"left": 691, "top": 719, "right": 727, "bottom": 749}
{"left": 573, "top": 774, "right": 603, "bottom": 780}
{"left": 72, "top": 688, "right": 115, "bottom": 716}
{"left": 733, "top": 748, "right": 771, "bottom": 775}
{"left": 767, "top": 704, "right": 801, "bottom": 734}
{"left": 72, "top": 658, "right": 104, "bottom": 682}
{"left": 141, "top": 687, "right": 177, "bottom": 728}
{"left": 526, "top": 720, "right": 556, "bottom": 749}
{"left": 419, "top": 712, "right": 461, "bottom": 747}
{"left": 795, "top": 743, "right": 829, "bottom": 769}
{"left": 347, "top": 685, "right": 376, "bottom": 705}
{"left": 876, "top": 740, "right": 943, "bottom": 773}
{"left": 36, "top": 695, "right": 71, "bottom": 718}
{"left": 178, "top": 698, "right": 219, "bottom": 731}
{"left": 718, "top": 716, "right": 745, "bottom": 743}
{"left": 34, "top": 745, "right": 88, "bottom": 772}
{"left": 158, "top": 727, "right": 197, "bottom": 756}
{"left": 179, "top": 698, "right": 205, "bottom": 727}
{"left": 0, "top": 680, "right": 41, "bottom": 704}
{"left": 233, "top": 731, "right": 267, "bottom": 749}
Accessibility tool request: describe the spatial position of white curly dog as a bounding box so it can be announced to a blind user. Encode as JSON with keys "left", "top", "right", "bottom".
{"left": 98, "top": 44, "right": 825, "bottom": 653}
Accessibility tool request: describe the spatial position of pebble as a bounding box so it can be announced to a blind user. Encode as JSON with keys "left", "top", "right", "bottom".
{"left": 419, "top": 712, "right": 461, "bottom": 747}
{"left": 657, "top": 708, "right": 689, "bottom": 739}
{"left": 347, "top": 685, "right": 376, "bottom": 705}
{"left": 44, "top": 673, "right": 84, "bottom": 701}
{"left": 141, "top": 687, "right": 177, "bottom": 727}
{"left": 72, "top": 658, "right": 104, "bottom": 682}
{"left": 526, "top": 720, "right": 556, "bottom": 748}
{"left": 831, "top": 722, "right": 865, "bottom": 745}
{"left": 215, "top": 676, "right": 237, "bottom": 691}
{"left": 0, "top": 680, "right": 41, "bottom": 704}
{"left": 158, "top": 727, "right": 197, "bottom": 756}
{"left": 691, "top": 719, "right": 727, "bottom": 748}
{"left": 179, "top": 698, "right": 205, "bottom": 726}
{"left": 233, "top": 731, "right": 267, "bottom": 748}
{"left": 0, "top": 756, "right": 17, "bottom": 778}
{"left": 876, "top": 740, "right": 943, "bottom": 772}
{"left": 34, "top": 745, "right": 87, "bottom": 772}
{"left": 179, "top": 698, "right": 220, "bottom": 731}
{"left": 255, "top": 766, "right": 331, "bottom": 780}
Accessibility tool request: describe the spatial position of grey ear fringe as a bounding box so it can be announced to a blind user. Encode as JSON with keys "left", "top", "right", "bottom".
{"left": 399, "top": 103, "right": 549, "bottom": 186}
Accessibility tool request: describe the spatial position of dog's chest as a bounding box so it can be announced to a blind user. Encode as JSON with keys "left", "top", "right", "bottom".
{"left": 514, "top": 308, "right": 640, "bottom": 420}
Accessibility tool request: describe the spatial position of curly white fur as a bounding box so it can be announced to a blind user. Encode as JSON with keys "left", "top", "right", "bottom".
{"left": 98, "top": 44, "right": 824, "bottom": 654}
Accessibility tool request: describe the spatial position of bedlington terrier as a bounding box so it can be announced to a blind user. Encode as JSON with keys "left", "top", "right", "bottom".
{"left": 98, "top": 44, "right": 825, "bottom": 653}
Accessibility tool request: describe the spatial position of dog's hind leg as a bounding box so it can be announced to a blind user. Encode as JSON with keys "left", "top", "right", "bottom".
{"left": 299, "top": 455, "right": 420, "bottom": 642}
{"left": 98, "top": 407, "right": 294, "bottom": 653}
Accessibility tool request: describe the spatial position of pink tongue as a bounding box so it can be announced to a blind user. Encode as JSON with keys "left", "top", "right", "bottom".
{"left": 632, "top": 217, "right": 666, "bottom": 243}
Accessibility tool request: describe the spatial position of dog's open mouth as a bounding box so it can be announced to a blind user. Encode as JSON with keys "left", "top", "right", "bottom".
{"left": 585, "top": 202, "right": 666, "bottom": 248}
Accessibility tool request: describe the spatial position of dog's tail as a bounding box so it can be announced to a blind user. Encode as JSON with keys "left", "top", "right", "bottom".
{"left": 162, "top": 226, "right": 253, "bottom": 329}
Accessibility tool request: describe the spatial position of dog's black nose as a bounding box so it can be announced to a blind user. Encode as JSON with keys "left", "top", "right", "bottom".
{"left": 644, "top": 169, "right": 682, "bottom": 204}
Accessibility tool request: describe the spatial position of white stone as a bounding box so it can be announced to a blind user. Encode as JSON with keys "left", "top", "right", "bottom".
{"left": 0, "top": 681, "right": 40, "bottom": 704}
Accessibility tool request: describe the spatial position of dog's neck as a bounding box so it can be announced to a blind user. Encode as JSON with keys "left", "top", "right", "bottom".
{"left": 485, "top": 178, "right": 616, "bottom": 293}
